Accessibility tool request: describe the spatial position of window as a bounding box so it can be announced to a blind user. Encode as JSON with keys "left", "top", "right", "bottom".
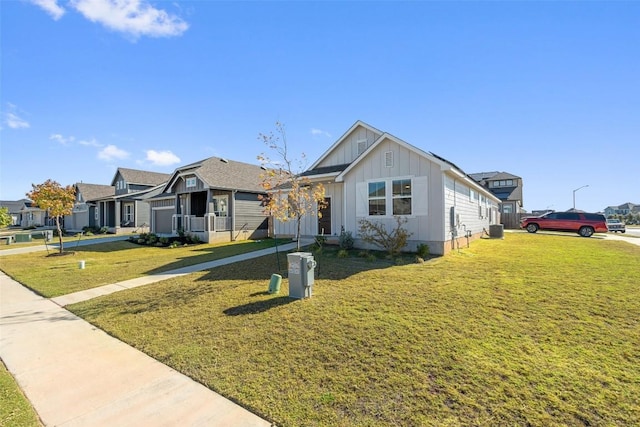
{"left": 186, "top": 177, "right": 197, "bottom": 188}
{"left": 491, "top": 179, "right": 514, "bottom": 188}
{"left": 368, "top": 182, "right": 386, "bottom": 215}
{"left": 392, "top": 179, "right": 412, "bottom": 215}
{"left": 502, "top": 204, "right": 513, "bottom": 214}
{"left": 212, "top": 195, "right": 228, "bottom": 217}
{"left": 124, "top": 204, "right": 133, "bottom": 222}
{"left": 470, "top": 189, "right": 476, "bottom": 202}
{"left": 384, "top": 151, "right": 393, "bottom": 168}
{"left": 357, "top": 139, "right": 367, "bottom": 155}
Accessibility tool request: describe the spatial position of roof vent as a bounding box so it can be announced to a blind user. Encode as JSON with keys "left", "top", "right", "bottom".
{"left": 220, "top": 158, "right": 228, "bottom": 163}
{"left": 260, "top": 166, "right": 267, "bottom": 170}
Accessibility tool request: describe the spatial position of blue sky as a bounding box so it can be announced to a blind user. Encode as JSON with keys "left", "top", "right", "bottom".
{"left": 1, "top": 0, "right": 638, "bottom": 213}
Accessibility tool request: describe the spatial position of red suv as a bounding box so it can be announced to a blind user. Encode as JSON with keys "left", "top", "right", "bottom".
{"left": 520, "top": 212, "right": 608, "bottom": 237}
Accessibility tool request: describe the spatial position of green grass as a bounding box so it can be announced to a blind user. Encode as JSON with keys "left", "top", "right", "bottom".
{"left": 0, "top": 231, "right": 117, "bottom": 250}
{"left": 66, "top": 233, "right": 640, "bottom": 426}
{"left": 0, "top": 361, "right": 42, "bottom": 427}
{"left": 0, "top": 239, "right": 282, "bottom": 297}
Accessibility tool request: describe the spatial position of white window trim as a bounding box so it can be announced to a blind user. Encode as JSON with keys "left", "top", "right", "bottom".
{"left": 365, "top": 176, "right": 415, "bottom": 218}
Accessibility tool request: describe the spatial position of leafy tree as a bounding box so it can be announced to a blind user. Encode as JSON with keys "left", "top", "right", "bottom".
{"left": 358, "top": 216, "right": 413, "bottom": 257}
{"left": 0, "top": 207, "right": 12, "bottom": 228}
{"left": 258, "top": 122, "right": 326, "bottom": 251}
{"left": 27, "top": 179, "right": 75, "bottom": 254}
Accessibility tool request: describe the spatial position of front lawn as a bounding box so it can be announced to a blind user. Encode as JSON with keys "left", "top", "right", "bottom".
{"left": 0, "top": 361, "right": 42, "bottom": 427}
{"left": 68, "top": 234, "right": 640, "bottom": 426}
{"left": 0, "top": 239, "right": 282, "bottom": 298}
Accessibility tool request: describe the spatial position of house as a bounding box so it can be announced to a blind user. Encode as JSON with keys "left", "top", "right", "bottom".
{"left": 93, "top": 168, "right": 171, "bottom": 234}
{"left": 272, "top": 121, "right": 501, "bottom": 255}
{"left": 147, "top": 156, "right": 269, "bottom": 243}
{"left": 65, "top": 183, "right": 115, "bottom": 231}
{"left": 11, "top": 200, "right": 49, "bottom": 227}
{"left": 604, "top": 202, "right": 638, "bottom": 217}
{"left": 0, "top": 199, "right": 32, "bottom": 226}
{"left": 469, "top": 171, "right": 524, "bottom": 215}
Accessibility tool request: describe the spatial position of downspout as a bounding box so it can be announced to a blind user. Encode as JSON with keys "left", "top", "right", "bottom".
{"left": 231, "top": 190, "right": 237, "bottom": 241}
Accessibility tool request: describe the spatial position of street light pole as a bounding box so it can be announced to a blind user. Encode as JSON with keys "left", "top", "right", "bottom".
{"left": 572, "top": 185, "right": 589, "bottom": 210}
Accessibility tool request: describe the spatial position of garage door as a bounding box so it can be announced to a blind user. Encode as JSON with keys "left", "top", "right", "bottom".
{"left": 154, "top": 209, "right": 173, "bottom": 234}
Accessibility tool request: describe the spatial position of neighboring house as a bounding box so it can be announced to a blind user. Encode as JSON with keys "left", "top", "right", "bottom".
{"left": 19, "top": 200, "right": 49, "bottom": 227}
{"left": 604, "top": 202, "right": 638, "bottom": 217}
{"left": 469, "top": 171, "right": 524, "bottom": 215}
{"left": 65, "top": 183, "right": 115, "bottom": 231}
{"left": 272, "top": 120, "right": 501, "bottom": 255}
{"left": 147, "top": 156, "right": 269, "bottom": 243}
{"left": 0, "top": 199, "right": 31, "bottom": 226}
{"left": 93, "top": 168, "right": 171, "bottom": 234}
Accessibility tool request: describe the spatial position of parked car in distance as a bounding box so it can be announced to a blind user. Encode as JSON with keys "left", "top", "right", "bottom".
{"left": 520, "top": 211, "right": 608, "bottom": 237}
{"left": 606, "top": 218, "right": 626, "bottom": 233}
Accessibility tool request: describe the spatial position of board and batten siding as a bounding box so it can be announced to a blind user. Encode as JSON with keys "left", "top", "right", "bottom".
{"left": 173, "top": 175, "right": 205, "bottom": 193}
{"left": 342, "top": 137, "right": 445, "bottom": 245}
{"left": 316, "top": 125, "right": 382, "bottom": 168}
{"left": 272, "top": 182, "right": 343, "bottom": 237}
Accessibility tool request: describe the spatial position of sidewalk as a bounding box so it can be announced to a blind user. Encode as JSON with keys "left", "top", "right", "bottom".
{"left": 0, "top": 240, "right": 311, "bottom": 427}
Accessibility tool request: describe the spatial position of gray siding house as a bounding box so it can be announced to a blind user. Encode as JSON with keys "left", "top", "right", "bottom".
{"left": 65, "top": 183, "right": 115, "bottom": 231}
{"left": 148, "top": 156, "right": 269, "bottom": 243}
{"left": 93, "top": 168, "right": 170, "bottom": 234}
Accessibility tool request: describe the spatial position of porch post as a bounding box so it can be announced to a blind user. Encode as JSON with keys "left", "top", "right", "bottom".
{"left": 231, "top": 190, "right": 237, "bottom": 241}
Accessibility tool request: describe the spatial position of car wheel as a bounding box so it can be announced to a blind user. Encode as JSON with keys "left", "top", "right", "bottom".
{"left": 526, "top": 224, "right": 538, "bottom": 233}
{"left": 622, "top": 231, "right": 626, "bottom": 234}
{"left": 579, "top": 226, "right": 594, "bottom": 237}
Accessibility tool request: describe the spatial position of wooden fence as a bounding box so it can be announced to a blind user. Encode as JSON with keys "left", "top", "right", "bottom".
{"left": 501, "top": 212, "right": 527, "bottom": 229}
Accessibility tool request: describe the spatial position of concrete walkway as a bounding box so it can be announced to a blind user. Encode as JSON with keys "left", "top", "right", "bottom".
{"left": 0, "top": 240, "right": 311, "bottom": 427}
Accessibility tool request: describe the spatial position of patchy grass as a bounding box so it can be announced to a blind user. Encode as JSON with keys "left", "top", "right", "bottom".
{"left": 68, "top": 234, "right": 640, "bottom": 426}
{"left": 0, "top": 361, "right": 42, "bottom": 427}
{"left": 0, "top": 239, "right": 284, "bottom": 298}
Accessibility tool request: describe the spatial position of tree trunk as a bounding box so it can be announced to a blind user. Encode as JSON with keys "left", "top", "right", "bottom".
{"left": 55, "top": 216, "right": 64, "bottom": 254}
{"left": 296, "top": 214, "right": 302, "bottom": 251}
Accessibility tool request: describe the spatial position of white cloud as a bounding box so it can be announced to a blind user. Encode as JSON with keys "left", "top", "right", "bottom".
{"left": 50, "top": 134, "right": 75, "bottom": 145}
{"left": 78, "top": 137, "right": 102, "bottom": 147}
{"left": 3, "top": 104, "right": 30, "bottom": 129}
{"left": 311, "top": 128, "right": 331, "bottom": 138}
{"left": 6, "top": 113, "right": 31, "bottom": 129}
{"left": 145, "top": 149, "right": 180, "bottom": 166}
{"left": 70, "top": 0, "right": 189, "bottom": 38}
{"left": 98, "top": 144, "right": 130, "bottom": 161}
{"left": 29, "top": 0, "right": 66, "bottom": 20}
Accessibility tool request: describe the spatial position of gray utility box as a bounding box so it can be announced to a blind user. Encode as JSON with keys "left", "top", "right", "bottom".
{"left": 287, "top": 252, "right": 316, "bottom": 299}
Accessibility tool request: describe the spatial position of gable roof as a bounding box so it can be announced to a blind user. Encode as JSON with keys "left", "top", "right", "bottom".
{"left": 0, "top": 199, "right": 30, "bottom": 213}
{"left": 334, "top": 131, "right": 453, "bottom": 182}
{"left": 164, "top": 156, "right": 266, "bottom": 194}
{"left": 112, "top": 168, "right": 171, "bottom": 187}
{"left": 75, "top": 183, "right": 115, "bottom": 201}
{"left": 308, "top": 120, "right": 384, "bottom": 170}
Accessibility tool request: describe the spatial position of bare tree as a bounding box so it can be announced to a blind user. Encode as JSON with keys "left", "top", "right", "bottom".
{"left": 258, "top": 122, "right": 326, "bottom": 251}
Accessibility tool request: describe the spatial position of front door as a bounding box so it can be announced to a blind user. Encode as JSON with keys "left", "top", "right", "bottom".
{"left": 318, "top": 197, "right": 331, "bottom": 235}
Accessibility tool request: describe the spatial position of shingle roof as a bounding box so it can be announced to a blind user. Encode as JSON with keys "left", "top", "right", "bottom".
{"left": 75, "top": 183, "right": 115, "bottom": 201}
{"left": 301, "top": 163, "right": 350, "bottom": 177}
{"left": 469, "top": 171, "right": 521, "bottom": 182}
{"left": 170, "top": 157, "right": 267, "bottom": 193}
{"left": 116, "top": 168, "right": 171, "bottom": 186}
{"left": 0, "top": 199, "right": 30, "bottom": 213}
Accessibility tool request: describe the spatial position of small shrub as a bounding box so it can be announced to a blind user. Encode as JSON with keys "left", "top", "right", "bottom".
{"left": 366, "top": 254, "right": 377, "bottom": 262}
{"left": 358, "top": 216, "right": 412, "bottom": 256}
{"left": 339, "top": 228, "right": 354, "bottom": 249}
{"left": 159, "top": 237, "right": 169, "bottom": 245}
{"left": 416, "top": 256, "right": 425, "bottom": 264}
{"left": 337, "top": 249, "right": 349, "bottom": 258}
{"left": 99, "top": 226, "right": 109, "bottom": 234}
{"left": 417, "top": 243, "right": 430, "bottom": 258}
{"left": 358, "top": 250, "right": 369, "bottom": 258}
